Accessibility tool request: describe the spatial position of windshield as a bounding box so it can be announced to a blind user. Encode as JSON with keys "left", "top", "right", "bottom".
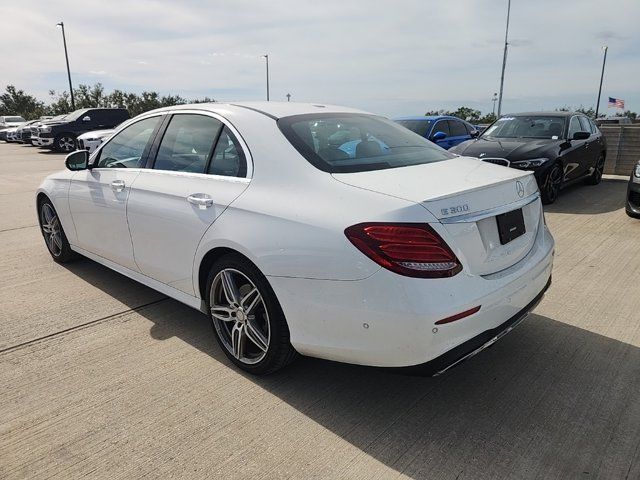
{"left": 482, "top": 116, "right": 566, "bottom": 139}
{"left": 278, "top": 113, "right": 454, "bottom": 173}
{"left": 395, "top": 119, "right": 433, "bottom": 137}
{"left": 5, "top": 116, "right": 25, "bottom": 123}
{"left": 64, "top": 109, "right": 91, "bottom": 121}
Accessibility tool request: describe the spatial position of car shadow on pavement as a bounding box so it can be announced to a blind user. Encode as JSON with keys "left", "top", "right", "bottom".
{"left": 544, "top": 178, "right": 628, "bottom": 215}
{"left": 63, "top": 258, "right": 640, "bottom": 479}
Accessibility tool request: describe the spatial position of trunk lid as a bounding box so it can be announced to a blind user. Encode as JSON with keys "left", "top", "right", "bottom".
{"left": 332, "top": 157, "right": 542, "bottom": 275}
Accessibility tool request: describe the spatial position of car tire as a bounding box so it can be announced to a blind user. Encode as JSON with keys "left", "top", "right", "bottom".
{"left": 585, "top": 154, "right": 605, "bottom": 185}
{"left": 206, "top": 254, "right": 297, "bottom": 375}
{"left": 54, "top": 134, "right": 77, "bottom": 153}
{"left": 541, "top": 162, "right": 563, "bottom": 205}
{"left": 38, "top": 197, "right": 77, "bottom": 263}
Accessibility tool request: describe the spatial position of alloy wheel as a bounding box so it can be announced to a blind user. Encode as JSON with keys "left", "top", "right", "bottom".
{"left": 210, "top": 268, "right": 271, "bottom": 364}
{"left": 41, "top": 203, "right": 63, "bottom": 257}
{"left": 58, "top": 136, "right": 75, "bottom": 152}
{"left": 594, "top": 156, "right": 605, "bottom": 182}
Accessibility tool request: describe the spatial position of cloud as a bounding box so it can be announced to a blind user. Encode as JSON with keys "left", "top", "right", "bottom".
{"left": 1, "top": 0, "right": 638, "bottom": 115}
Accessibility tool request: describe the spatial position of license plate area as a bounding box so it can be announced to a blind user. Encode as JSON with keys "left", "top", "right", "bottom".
{"left": 496, "top": 208, "right": 525, "bottom": 245}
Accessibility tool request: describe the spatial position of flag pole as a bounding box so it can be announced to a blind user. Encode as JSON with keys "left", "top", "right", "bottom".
{"left": 595, "top": 46, "right": 608, "bottom": 119}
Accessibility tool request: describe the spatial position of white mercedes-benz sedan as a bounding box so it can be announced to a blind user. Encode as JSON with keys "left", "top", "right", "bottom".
{"left": 36, "top": 102, "right": 554, "bottom": 375}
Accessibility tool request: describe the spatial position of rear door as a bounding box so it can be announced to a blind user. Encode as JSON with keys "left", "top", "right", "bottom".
{"left": 126, "top": 112, "right": 251, "bottom": 295}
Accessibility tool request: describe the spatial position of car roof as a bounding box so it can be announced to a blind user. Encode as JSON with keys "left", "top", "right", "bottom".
{"left": 394, "top": 115, "right": 467, "bottom": 122}
{"left": 148, "top": 101, "right": 370, "bottom": 120}
{"left": 502, "top": 111, "right": 576, "bottom": 117}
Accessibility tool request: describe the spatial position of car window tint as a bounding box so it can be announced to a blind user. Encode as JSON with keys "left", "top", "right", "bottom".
{"left": 578, "top": 116, "right": 592, "bottom": 134}
{"left": 588, "top": 118, "right": 599, "bottom": 133}
{"left": 568, "top": 116, "right": 582, "bottom": 138}
{"left": 395, "top": 120, "right": 432, "bottom": 137}
{"left": 154, "top": 114, "right": 222, "bottom": 173}
{"left": 96, "top": 116, "right": 161, "bottom": 168}
{"left": 207, "top": 126, "right": 248, "bottom": 177}
{"left": 448, "top": 120, "right": 467, "bottom": 136}
{"left": 431, "top": 121, "right": 450, "bottom": 137}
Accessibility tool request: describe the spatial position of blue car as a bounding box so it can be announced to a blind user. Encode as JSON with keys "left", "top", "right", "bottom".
{"left": 393, "top": 115, "right": 479, "bottom": 150}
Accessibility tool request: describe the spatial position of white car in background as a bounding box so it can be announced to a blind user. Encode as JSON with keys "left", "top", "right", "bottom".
{"left": 77, "top": 128, "right": 114, "bottom": 153}
{"left": 36, "top": 102, "right": 554, "bottom": 375}
{"left": 5, "top": 127, "right": 21, "bottom": 142}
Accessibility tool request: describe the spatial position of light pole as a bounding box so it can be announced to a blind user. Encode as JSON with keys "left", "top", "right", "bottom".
{"left": 286, "top": 93, "right": 291, "bottom": 102}
{"left": 56, "top": 22, "right": 75, "bottom": 111}
{"left": 497, "top": 0, "right": 511, "bottom": 117}
{"left": 261, "top": 54, "right": 270, "bottom": 101}
{"left": 492, "top": 92, "right": 498, "bottom": 116}
{"left": 595, "top": 46, "right": 608, "bottom": 119}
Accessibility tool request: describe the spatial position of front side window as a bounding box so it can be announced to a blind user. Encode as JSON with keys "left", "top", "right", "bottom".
{"left": 578, "top": 116, "right": 592, "bottom": 134}
{"left": 431, "top": 121, "right": 450, "bottom": 137}
{"left": 154, "top": 114, "right": 222, "bottom": 173}
{"left": 568, "top": 116, "right": 582, "bottom": 138}
{"left": 96, "top": 116, "right": 161, "bottom": 168}
{"left": 278, "top": 113, "right": 454, "bottom": 173}
{"left": 448, "top": 120, "right": 468, "bottom": 136}
{"left": 483, "top": 116, "right": 566, "bottom": 139}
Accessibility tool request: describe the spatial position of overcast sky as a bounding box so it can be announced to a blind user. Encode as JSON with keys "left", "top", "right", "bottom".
{"left": 3, "top": 0, "right": 638, "bottom": 117}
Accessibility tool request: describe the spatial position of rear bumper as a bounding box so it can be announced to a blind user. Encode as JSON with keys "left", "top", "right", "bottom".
{"left": 396, "top": 276, "right": 551, "bottom": 375}
{"left": 269, "top": 224, "right": 554, "bottom": 368}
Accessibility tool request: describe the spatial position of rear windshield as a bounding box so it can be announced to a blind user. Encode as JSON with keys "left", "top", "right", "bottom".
{"left": 394, "top": 119, "right": 433, "bottom": 137}
{"left": 278, "top": 113, "right": 454, "bottom": 173}
{"left": 5, "top": 116, "right": 25, "bottom": 122}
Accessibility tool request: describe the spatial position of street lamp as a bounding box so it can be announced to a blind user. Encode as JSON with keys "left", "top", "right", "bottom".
{"left": 286, "top": 93, "right": 291, "bottom": 102}
{"left": 497, "top": 0, "right": 511, "bottom": 117}
{"left": 492, "top": 92, "right": 498, "bottom": 116}
{"left": 56, "top": 21, "right": 75, "bottom": 111}
{"left": 261, "top": 54, "right": 270, "bottom": 101}
{"left": 595, "top": 46, "right": 608, "bottom": 119}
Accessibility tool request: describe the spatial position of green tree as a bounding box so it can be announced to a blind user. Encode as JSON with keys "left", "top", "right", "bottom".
{"left": 0, "top": 85, "right": 48, "bottom": 119}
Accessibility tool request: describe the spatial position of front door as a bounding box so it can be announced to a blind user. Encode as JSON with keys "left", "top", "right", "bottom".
{"left": 562, "top": 115, "right": 590, "bottom": 181}
{"left": 67, "top": 115, "right": 163, "bottom": 269}
{"left": 126, "top": 113, "right": 250, "bottom": 295}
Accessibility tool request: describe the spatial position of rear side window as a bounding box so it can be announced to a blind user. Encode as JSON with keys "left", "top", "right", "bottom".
{"left": 154, "top": 114, "right": 222, "bottom": 173}
{"left": 448, "top": 120, "right": 468, "bottom": 136}
{"left": 278, "top": 113, "right": 454, "bottom": 173}
{"left": 96, "top": 116, "right": 161, "bottom": 168}
{"left": 207, "top": 126, "right": 247, "bottom": 177}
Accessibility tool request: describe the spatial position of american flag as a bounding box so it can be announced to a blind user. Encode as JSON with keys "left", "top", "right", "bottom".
{"left": 608, "top": 97, "right": 625, "bottom": 109}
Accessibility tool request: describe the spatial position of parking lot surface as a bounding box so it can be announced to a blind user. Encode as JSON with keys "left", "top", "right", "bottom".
{"left": 1, "top": 142, "right": 639, "bottom": 479}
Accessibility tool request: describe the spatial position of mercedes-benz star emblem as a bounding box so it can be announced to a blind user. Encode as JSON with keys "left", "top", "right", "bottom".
{"left": 479, "top": 153, "right": 486, "bottom": 158}
{"left": 516, "top": 180, "right": 525, "bottom": 198}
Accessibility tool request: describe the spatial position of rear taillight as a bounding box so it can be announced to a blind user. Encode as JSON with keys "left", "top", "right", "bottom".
{"left": 344, "top": 223, "right": 462, "bottom": 278}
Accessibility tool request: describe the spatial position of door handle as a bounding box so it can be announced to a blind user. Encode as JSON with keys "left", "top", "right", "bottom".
{"left": 111, "top": 179, "right": 125, "bottom": 192}
{"left": 187, "top": 193, "right": 214, "bottom": 209}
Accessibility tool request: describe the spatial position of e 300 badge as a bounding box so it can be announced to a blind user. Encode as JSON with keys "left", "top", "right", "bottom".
{"left": 441, "top": 204, "right": 470, "bottom": 216}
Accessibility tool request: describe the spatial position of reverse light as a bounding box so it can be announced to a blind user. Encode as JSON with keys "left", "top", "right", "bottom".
{"left": 344, "top": 223, "right": 462, "bottom": 278}
{"left": 511, "top": 158, "right": 549, "bottom": 169}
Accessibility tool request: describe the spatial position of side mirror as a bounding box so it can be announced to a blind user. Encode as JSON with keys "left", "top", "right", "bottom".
{"left": 65, "top": 150, "right": 89, "bottom": 171}
{"left": 82, "top": 115, "right": 91, "bottom": 122}
{"left": 470, "top": 129, "right": 480, "bottom": 138}
{"left": 432, "top": 131, "right": 448, "bottom": 141}
{"left": 572, "top": 131, "right": 590, "bottom": 140}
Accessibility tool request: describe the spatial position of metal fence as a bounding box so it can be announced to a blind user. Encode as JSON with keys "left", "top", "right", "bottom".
{"left": 601, "top": 125, "right": 640, "bottom": 176}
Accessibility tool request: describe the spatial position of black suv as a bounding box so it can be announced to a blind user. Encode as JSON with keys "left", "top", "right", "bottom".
{"left": 37, "top": 108, "right": 130, "bottom": 152}
{"left": 450, "top": 112, "right": 607, "bottom": 204}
